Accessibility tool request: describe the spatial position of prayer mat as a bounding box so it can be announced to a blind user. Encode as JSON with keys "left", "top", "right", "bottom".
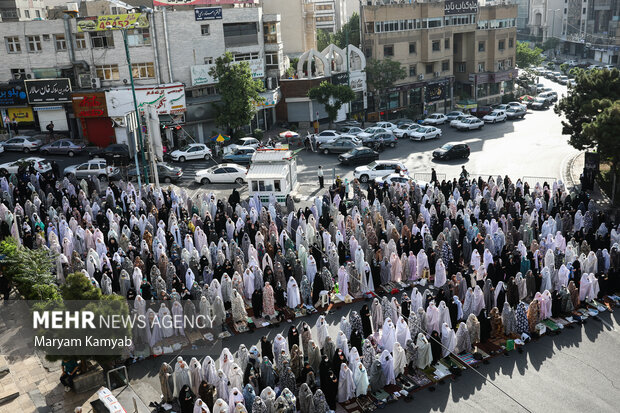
{"left": 542, "top": 319, "right": 560, "bottom": 331}
{"left": 432, "top": 362, "right": 452, "bottom": 379}
{"left": 406, "top": 369, "right": 432, "bottom": 388}
{"left": 356, "top": 395, "right": 377, "bottom": 412}
{"left": 457, "top": 352, "right": 480, "bottom": 366}
{"left": 384, "top": 384, "right": 402, "bottom": 398}
{"left": 371, "top": 389, "right": 390, "bottom": 402}
{"left": 340, "top": 399, "right": 362, "bottom": 413}
{"left": 444, "top": 356, "right": 467, "bottom": 371}
{"left": 187, "top": 330, "right": 204, "bottom": 344}
{"left": 476, "top": 341, "right": 502, "bottom": 356}
{"left": 550, "top": 317, "right": 571, "bottom": 326}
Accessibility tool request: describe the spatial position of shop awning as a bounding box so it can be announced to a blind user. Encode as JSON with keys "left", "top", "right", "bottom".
{"left": 246, "top": 163, "right": 288, "bottom": 180}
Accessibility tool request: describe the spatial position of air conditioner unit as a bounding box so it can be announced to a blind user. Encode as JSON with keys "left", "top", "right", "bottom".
{"left": 418, "top": 74, "right": 424, "bottom": 80}
{"left": 78, "top": 73, "right": 92, "bottom": 88}
{"left": 92, "top": 77, "right": 101, "bottom": 89}
{"left": 434, "top": 71, "right": 440, "bottom": 77}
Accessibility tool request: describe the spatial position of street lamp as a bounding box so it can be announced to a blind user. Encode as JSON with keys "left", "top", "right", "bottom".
{"left": 106, "top": 23, "right": 150, "bottom": 187}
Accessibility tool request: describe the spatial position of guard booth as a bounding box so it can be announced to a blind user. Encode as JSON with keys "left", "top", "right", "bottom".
{"left": 246, "top": 149, "right": 298, "bottom": 204}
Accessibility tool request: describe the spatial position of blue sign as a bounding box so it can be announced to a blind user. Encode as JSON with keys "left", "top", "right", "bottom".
{"left": 0, "top": 82, "right": 28, "bottom": 107}
{"left": 195, "top": 7, "right": 222, "bottom": 21}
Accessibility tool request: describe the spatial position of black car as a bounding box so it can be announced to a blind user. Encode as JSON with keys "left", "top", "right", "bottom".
{"left": 338, "top": 147, "right": 379, "bottom": 165}
{"left": 88, "top": 144, "right": 131, "bottom": 164}
{"left": 432, "top": 142, "right": 470, "bottom": 160}
{"left": 128, "top": 162, "right": 183, "bottom": 183}
{"left": 362, "top": 132, "right": 398, "bottom": 150}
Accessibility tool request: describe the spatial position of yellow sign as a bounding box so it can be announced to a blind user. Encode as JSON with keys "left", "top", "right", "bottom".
{"left": 77, "top": 13, "right": 149, "bottom": 32}
{"left": 8, "top": 107, "right": 34, "bottom": 123}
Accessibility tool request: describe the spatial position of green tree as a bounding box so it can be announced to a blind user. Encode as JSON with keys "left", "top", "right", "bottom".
{"left": 308, "top": 81, "right": 356, "bottom": 128}
{"left": 364, "top": 58, "right": 406, "bottom": 114}
{"left": 209, "top": 52, "right": 264, "bottom": 134}
{"left": 516, "top": 41, "right": 544, "bottom": 68}
{"left": 317, "top": 29, "right": 334, "bottom": 52}
{"left": 560, "top": 63, "right": 569, "bottom": 74}
{"left": 542, "top": 37, "right": 560, "bottom": 51}
{"left": 333, "top": 12, "right": 361, "bottom": 49}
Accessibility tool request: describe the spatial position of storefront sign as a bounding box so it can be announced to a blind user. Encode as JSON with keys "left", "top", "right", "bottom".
{"left": 444, "top": 0, "right": 478, "bottom": 16}
{"left": 77, "top": 13, "right": 149, "bottom": 32}
{"left": 492, "top": 69, "right": 518, "bottom": 82}
{"left": 0, "top": 82, "right": 28, "bottom": 107}
{"left": 331, "top": 73, "right": 349, "bottom": 86}
{"left": 106, "top": 83, "right": 187, "bottom": 116}
{"left": 195, "top": 7, "right": 223, "bottom": 21}
{"left": 191, "top": 59, "right": 264, "bottom": 86}
{"left": 7, "top": 107, "right": 34, "bottom": 122}
{"left": 349, "top": 71, "right": 366, "bottom": 92}
{"left": 425, "top": 82, "right": 447, "bottom": 102}
{"left": 72, "top": 92, "right": 108, "bottom": 118}
{"left": 25, "top": 79, "right": 72, "bottom": 103}
{"left": 154, "top": 0, "right": 254, "bottom": 5}
{"left": 255, "top": 89, "right": 280, "bottom": 109}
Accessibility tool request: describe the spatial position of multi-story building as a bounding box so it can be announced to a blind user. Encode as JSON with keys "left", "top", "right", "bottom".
{"left": 312, "top": 0, "right": 347, "bottom": 32}
{"left": 0, "top": 3, "right": 285, "bottom": 146}
{"left": 0, "top": 0, "right": 46, "bottom": 21}
{"left": 528, "top": 0, "right": 564, "bottom": 40}
{"left": 361, "top": 0, "right": 517, "bottom": 116}
{"left": 262, "top": 0, "right": 316, "bottom": 57}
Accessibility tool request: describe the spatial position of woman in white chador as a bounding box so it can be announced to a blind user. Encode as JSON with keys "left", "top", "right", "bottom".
{"left": 353, "top": 361, "right": 369, "bottom": 396}
{"left": 392, "top": 342, "right": 407, "bottom": 377}
{"left": 441, "top": 323, "right": 456, "bottom": 357}
{"left": 416, "top": 333, "right": 432, "bottom": 369}
{"left": 395, "top": 316, "right": 411, "bottom": 347}
{"left": 173, "top": 357, "right": 191, "bottom": 397}
{"left": 286, "top": 277, "right": 301, "bottom": 308}
{"left": 315, "top": 315, "right": 329, "bottom": 348}
{"left": 379, "top": 350, "right": 396, "bottom": 385}
{"left": 381, "top": 318, "right": 396, "bottom": 352}
{"left": 231, "top": 290, "right": 247, "bottom": 323}
{"left": 337, "top": 363, "right": 356, "bottom": 402}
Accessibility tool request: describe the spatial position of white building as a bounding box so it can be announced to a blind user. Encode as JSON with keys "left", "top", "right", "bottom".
{"left": 528, "top": 0, "right": 564, "bottom": 40}
{"left": 0, "top": 0, "right": 46, "bottom": 21}
{"left": 312, "top": 0, "right": 347, "bottom": 33}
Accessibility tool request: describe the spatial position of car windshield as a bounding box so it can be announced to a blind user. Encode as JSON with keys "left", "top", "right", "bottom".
{"left": 159, "top": 163, "right": 175, "bottom": 171}
{"left": 535, "top": 98, "right": 546, "bottom": 102}
{"left": 418, "top": 127, "right": 429, "bottom": 132}
{"left": 179, "top": 145, "right": 192, "bottom": 152}
{"left": 363, "top": 128, "right": 376, "bottom": 133}
{"left": 366, "top": 161, "right": 377, "bottom": 168}
{"left": 441, "top": 144, "right": 453, "bottom": 150}
{"left": 26, "top": 137, "right": 38, "bottom": 142}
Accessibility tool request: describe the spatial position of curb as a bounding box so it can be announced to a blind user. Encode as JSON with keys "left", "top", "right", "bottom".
{"left": 562, "top": 151, "right": 581, "bottom": 189}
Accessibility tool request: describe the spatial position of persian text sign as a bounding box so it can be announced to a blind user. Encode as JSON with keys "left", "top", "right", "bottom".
{"left": 72, "top": 92, "right": 108, "bottom": 118}
{"left": 25, "top": 79, "right": 72, "bottom": 103}
{"left": 191, "top": 59, "right": 264, "bottom": 86}
{"left": 444, "top": 0, "right": 478, "bottom": 15}
{"left": 77, "top": 13, "right": 149, "bottom": 32}
{"left": 154, "top": 0, "right": 255, "bottom": 6}
{"left": 195, "top": 7, "right": 223, "bottom": 21}
{"left": 0, "top": 82, "right": 28, "bottom": 107}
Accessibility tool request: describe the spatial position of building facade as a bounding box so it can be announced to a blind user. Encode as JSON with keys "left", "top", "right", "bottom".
{"left": 0, "top": 0, "right": 46, "bottom": 21}
{"left": 528, "top": 0, "right": 564, "bottom": 40}
{"left": 361, "top": 0, "right": 517, "bottom": 117}
{"left": 261, "top": 0, "right": 316, "bottom": 57}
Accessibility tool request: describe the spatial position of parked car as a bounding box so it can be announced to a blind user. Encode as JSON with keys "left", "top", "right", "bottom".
{"left": 338, "top": 147, "right": 379, "bottom": 166}
{"left": 0, "top": 157, "right": 51, "bottom": 175}
{"left": 63, "top": 158, "right": 120, "bottom": 180}
{"left": 392, "top": 118, "right": 414, "bottom": 127}
{"left": 557, "top": 75, "right": 569, "bottom": 85}
{"left": 455, "top": 117, "right": 485, "bottom": 131}
{"left": 493, "top": 104, "right": 510, "bottom": 111}
{"left": 432, "top": 142, "right": 470, "bottom": 160}
{"left": 170, "top": 143, "right": 212, "bottom": 162}
{"left": 338, "top": 126, "right": 364, "bottom": 136}
{"left": 40, "top": 139, "right": 86, "bottom": 157}
{"left": 531, "top": 97, "right": 551, "bottom": 110}
{"left": 319, "top": 137, "right": 361, "bottom": 154}
{"left": 0, "top": 136, "right": 43, "bottom": 152}
{"left": 409, "top": 126, "right": 442, "bottom": 141}
{"left": 128, "top": 162, "right": 183, "bottom": 183}
{"left": 375, "top": 121, "right": 397, "bottom": 131}
{"left": 357, "top": 127, "right": 388, "bottom": 141}
{"left": 335, "top": 119, "right": 361, "bottom": 128}
{"left": 506, "top": 106, "right": 527, "bottom": 119}
{"left": 536, "top": 83, "right": 546, "bottom": 93}
{"left": 565, "top": 60, "right": 578, "bottom": 66}
{"left": 374, "top": 173, "right": 415, "bottom": 186}
{"left": 364, "top": 132, "right": 398, "bottom": 150}
{"left": 422, "top": 113, "right": 448, "bottom": 125}
{"left": 471, "top": 106, "right": 493, "bottom": 118}
{"left": 312, "top": 130, "right": 341, "bottom": 144}
{"left": 194, "top": 163, "right": 247, "bottom": 185}
{"left": 393, "top": 124, "right": 421, "bottom": 138}
{"left": 224, "top": 137, "right": 260, "bottom": 154}
{"left": 551, "top": 71, "right": 562, "bottom": 80}
{"left": 445, "top": 111, "right": 465, "bottom": 121}
{"left": 507, "top": 101, "right": 527, "bottom": 111}
{"left": 352, "top": 160, "right": 408, "bottom": 183}
{"left": 537, "top": 91, "right": 556, "bottom": 104}
{"left": 88, "top": 144, "right": 131, "bottom": 163}
{"left": 603, "top": 64, "right": 616, "bottom": 70}
{"left": 222, "top": 147, "right": 256, "bottom": 164}
{"left": 483, "top": 110, "right": 507, "bottom": 123}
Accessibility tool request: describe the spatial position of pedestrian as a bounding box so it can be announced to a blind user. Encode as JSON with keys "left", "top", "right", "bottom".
{"left": 60, "top": 358, "right": 80, "bottom": 392}
{"left": 310, "top": 135, "right": 317, "bottom": 152}
{"left": 11, "top": 119, "right": 18, "bottom": 134}
{"left": 431, "top": 168, "right": 437, "bottom": 183}
{"left": 46, "top": 121, "right": 54, "bottom": 138}
{"left": 318, "top": 166, "right": 324, "bottom": 189}
{"left": 460, "top": 165, "right": 469, "bottom": 180}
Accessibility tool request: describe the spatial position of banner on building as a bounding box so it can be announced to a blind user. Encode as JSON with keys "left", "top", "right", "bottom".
{"left": 191, "top": 59, "right": 264, "bottom": 86}
{"left": 331, "top": 73, "right": 349, "bottom": 86}
{"left": 195, "top": 7, "right": 223, "bottom": 21}
{"left": 153, "top": 0, "right": 255, "bottom": 6}
{"left": 0, "top": 82, "right": 28, "bottom": 107}
{"left": 25, "top": 79, "right": 72, "bottom": 103}
{"left": 444, "top": 0, "right": 478, "bottom": 15}
{"left": 72, "top": 92, "right": 108, "bottom": 118}
{"left": 7, "top": 107, "right": 34, "bottom": 122}
{"left": 77, "top": 13, "right": 149, "bottom": 32}
{"left": 425, "top": 82, "right": 447, "bottom": 102}
{"left": 106, "top": 83, "right": 187, "bottom": 117}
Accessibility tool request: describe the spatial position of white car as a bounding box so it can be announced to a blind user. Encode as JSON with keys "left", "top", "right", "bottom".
{"left": 224, "top": 137, "right": 260, "bottom": 154}
{"left": 507, "top": 101, "right": 527, "bottom": 111}
{"left": 446, "top": 111, "right": 465, "bottom": 121}
{"left": 423, "top": 113, "right": 448, "bottom": 125}
{"left": 353, "top": 160, "right": 408, "bottom": 183}
{"left": 483, "top": 110, "right": 507, "bottom": 123}
{"left": 0, "top": 157, "right": 51, "bottom": 175}
{"left": 455, "top": 117, "right": 484, "bottom": 130}
{"left": 409, "top": 126, "right": 442, "bottom": 141}
{"left": 450, "top": 115, "right": 475, "bottom": 128}
{"left": 375, "top": 173, "right": 429, "bottom": 188}
{"left": 312, "top": 130, "right": 341, "bottom": 144}
{"left": 357, "top": 127, "right": 388, "bottom": 141}
{"left": 375, "top": 121, "right": 397, "bottom": 131}
{"left": 393, "top": 124, "right": 421, "bottom": 138}
{"left": 170, "top": 143, "right": 212, "bottom": 162}
{"left": 63, "top": 158, "right": 120, "bottom": 180}
{"left": 195, "top": 163, "right": 247, "bottom": 185}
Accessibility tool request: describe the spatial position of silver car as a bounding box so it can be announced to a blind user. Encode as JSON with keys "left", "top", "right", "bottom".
{"left": 40, "top": 139, "right": 86, "bottom": 157}
{"left": 64, "top": 158, "right": 120, "bottom": 180}
{"left": 1, "top": 136, "right": 43, "bottom": 152}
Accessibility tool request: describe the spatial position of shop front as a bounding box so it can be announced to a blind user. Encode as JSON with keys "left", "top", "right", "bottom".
{"left": 72, "top": 92, "right": 115, "bottom": 147}
{"left": 25, "top": 78, "right": 72, "bottom": 133}
{"left": 0, "top": 81, "right": 33, "bottom": 132}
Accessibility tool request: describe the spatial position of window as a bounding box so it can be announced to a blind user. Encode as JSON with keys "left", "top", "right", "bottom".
{"left": 54, "top": 34, "right": 66, "bottom": 51}
{"left": 409, "top": 65, "right": 416, "bottom": 77}
{"left": 509, "top": 37, "right": 514, "bottom": 48}
{"left": 274, "top": 180, "right": 281, "bottom": 192}
{"left": 75, "top": 33, "right": 87, "bottom": 49}
{"left": 426, "top": 63, "right": 434, "bottom": 74}
{"left": 24, "top": 10, "right": 30, "bottom": 18}
{"left": 498, "top": 40, "right": 505, "bottom": 51}
{"left": 316, "top": 16, "right": 334, "bottom": 22}
{"left": 223, "top": 22, "right": 258, "bottom": 47}
{"left": 127, "top": 28, "right": 151, "bottom": 46}
{"left": 507, "top": 58, "right": 513, "bottom": 67}
{"left": 11, "top": 68, "right": 25, "bottom": 80}
{"left": 457, "top": 62, "right": 466, "bottom": 73}
{"left": 264, "top": 22, "right": 278, "bottom": 44}
{"left": 444, "top": 38, "right": 450, "bottom": 49}
{"left": 188, "top": 86, "right": 217, "bottom": 97}
{"left": 204, "top": 57, "right": 213, "bottom": 65}
{"left": 497, "top": 60, "right": 504, "bottom": 71}
{"left": 90, "top": 31, "right": 114, "bottom": 48}
{"left": 432, "top": 40, "right": 440, "bottom": 52}
{"left": 266, "top": 52, "right": 278, "bottom": 67}
{"left": 132, "top": 62, "right": 155, "bottom": 79}
{"left": 96, "top": 64, "right": 120, "bottom": 81}
{"left": 26, "top": 35, "right": 42, "bottom": 52}
{"left": 36, "top": 10, "right": 40, "bottom": 18}
{"left": 5, "top": 37, "right": 20, "bottom": 53}
{"left": 316, "top": 4, "right": 333, "bottom": 10}
{"left": 478, "top": 41, "right": 485, "bottom": 52}
{"left": 233, "top": 52, "right": 259, "bottom": 61}
{"left": 384, "top": 45, "right": 394, "bottom": 57}
{"left": 409, "top": 42, "right": 416, "bottom": 54}
{"left": 478, "top": 62, "right": 485, "bottom": 72}
{"left": 201, "top": 24, "right": 210, "bottom": 36}
{"left": 442, "top": 60, "right": 450, "bottom": 71}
